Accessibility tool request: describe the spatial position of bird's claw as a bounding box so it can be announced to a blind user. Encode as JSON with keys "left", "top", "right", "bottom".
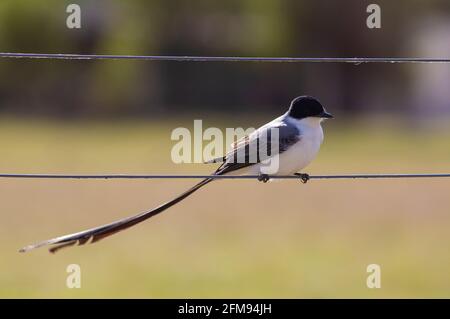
{"left": 295, "top": 173, "right": 310, "bottom": 184}
{"left": 257, "top": 174, "right": 270, "bottom": 183}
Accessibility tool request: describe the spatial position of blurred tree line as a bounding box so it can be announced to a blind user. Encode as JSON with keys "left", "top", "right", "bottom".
{"left": 0, "top": 0, "right": 449, "bottom": 118}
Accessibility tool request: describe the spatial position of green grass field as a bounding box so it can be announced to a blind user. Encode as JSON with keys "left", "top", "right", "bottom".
{"left": 1, "top": 117, "right": 449, "bottom": 298}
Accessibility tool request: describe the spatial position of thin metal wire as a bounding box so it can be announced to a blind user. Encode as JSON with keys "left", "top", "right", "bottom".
{"left": 1, "top": 173, "right": 450, "bottom": 180}
{"left": 1, "top": 52, "right": 450, "bottom": 63}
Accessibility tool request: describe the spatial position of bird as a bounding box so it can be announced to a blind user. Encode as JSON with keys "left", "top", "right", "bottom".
{"left": 19, "top": 95, "right": 333, "bottom": 253}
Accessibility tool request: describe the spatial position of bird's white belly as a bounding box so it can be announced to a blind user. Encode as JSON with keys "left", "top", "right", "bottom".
{"left": 224, "top": 119, "right": 324, "bottom": 177}
{"left": 231, "top": 132, "right": 323, "bottom": 176}
{"left": 273, "top": 136, "right": 322, "bottom": 175}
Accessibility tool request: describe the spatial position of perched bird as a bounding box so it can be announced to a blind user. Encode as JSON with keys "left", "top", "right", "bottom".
{"left": 20, "top": 96, "right": 333, "bottom": 253}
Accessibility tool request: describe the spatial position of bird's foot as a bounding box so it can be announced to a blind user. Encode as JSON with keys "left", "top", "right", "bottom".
{"left": 294, "top": 173, "right": 310, "bottom": 184}
{"left": 257, "top": 174, "right": 270, "bottom": 183}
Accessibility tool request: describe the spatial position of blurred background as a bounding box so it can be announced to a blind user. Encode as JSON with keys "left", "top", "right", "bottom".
{"left": 0, "top": 0, "right": 449, "bottom": 298}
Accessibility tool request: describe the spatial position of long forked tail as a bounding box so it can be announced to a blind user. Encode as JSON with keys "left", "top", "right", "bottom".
{"left": 20, "top": 178, "right": 214, "bottom": 254}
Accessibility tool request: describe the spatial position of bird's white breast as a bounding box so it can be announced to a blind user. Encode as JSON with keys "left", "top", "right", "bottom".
{"left": 230, "top": 117, "right": 325, "bottom": 176}
{"left": 269, "top": 117, "right": 324, "bottom": 175}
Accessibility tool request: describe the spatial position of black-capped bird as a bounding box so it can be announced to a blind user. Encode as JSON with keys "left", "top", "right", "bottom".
{"left": 20, "top": 96, "right": 333, "bottom": 253}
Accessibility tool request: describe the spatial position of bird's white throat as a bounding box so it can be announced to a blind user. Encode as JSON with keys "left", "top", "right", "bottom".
{"left": 296, "top": 116, "right": 324, "bottom": 127}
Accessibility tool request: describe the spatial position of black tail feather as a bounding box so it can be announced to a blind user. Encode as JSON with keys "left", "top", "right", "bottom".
{"left": 20, "top": 178, "right": 213, "bottom": 253}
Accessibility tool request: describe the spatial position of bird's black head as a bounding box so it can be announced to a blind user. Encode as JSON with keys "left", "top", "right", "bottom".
{"left": 287, "top": 96, "right": 333, "bottom": 120}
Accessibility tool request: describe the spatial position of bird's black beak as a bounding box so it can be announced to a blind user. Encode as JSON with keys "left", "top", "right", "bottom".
{"left": 319, "top": 111, "right": 334, "bottom": 119}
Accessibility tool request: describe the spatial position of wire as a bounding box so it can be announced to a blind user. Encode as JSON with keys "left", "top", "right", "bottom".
{"left": 1, "top": 173, "right": 450, "bottom": 180}
{"left": 1, "top": 52, "right": 450, "bottom": 63}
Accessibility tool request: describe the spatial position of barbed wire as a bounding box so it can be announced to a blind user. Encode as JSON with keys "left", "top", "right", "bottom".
{"left": 1, "top": 52, "right": 450, "bottom": 63}
{"left": 1, "top": 173, "right": 450, "bottom": 180}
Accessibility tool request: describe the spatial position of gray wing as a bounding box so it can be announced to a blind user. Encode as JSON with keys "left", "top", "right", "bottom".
{"left": 215, "top": 120, "right": 301, "bottom": 175}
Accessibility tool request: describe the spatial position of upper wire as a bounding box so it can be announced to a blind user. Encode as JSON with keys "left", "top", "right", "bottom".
{"left": 1, "top": 53, "right": 450, "bottom": 63}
